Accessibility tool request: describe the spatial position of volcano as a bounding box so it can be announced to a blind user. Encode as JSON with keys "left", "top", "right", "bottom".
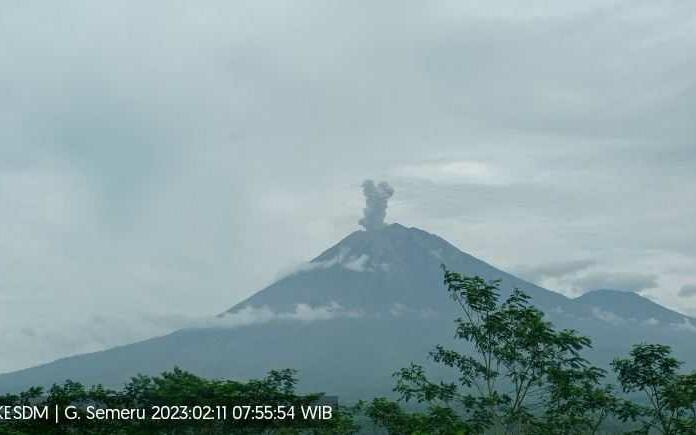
{"left": 1, "top": 223, "right": 695, "bottom": 398}
{"left": 227, "top": 223, "right": 572, "bottom": 316}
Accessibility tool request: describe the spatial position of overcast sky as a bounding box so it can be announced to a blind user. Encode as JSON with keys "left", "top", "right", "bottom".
{"left": 1, "top": 1, "right": 695, "bottom": 372}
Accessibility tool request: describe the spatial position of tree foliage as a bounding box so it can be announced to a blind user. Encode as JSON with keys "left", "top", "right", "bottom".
{"left": 612, "top": 344, "right": 696, "bottom": 434}
{"left": 357, "top": 397, "right": 467, "bottom": 435}
{"left": 377, "top": 267, "right": 623, "bottom": 434}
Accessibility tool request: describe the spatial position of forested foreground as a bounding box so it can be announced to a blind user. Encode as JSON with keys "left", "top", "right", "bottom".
{"left": 2, "top": 269, "right": 696, "bottom": 434}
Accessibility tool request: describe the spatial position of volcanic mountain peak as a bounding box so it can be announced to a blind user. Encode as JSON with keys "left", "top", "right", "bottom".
{"left": 225, "top": 223, "right": 572, "bottom": 317}
{"left": 311, "top": 223, "right": 461, "bottom": 270}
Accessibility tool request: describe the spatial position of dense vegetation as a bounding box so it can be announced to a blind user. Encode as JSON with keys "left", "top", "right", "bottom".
{"left": 0, "top": 369, "right": 356, "bottom": 434}
{"left": 2, "top": 268, "right": 695, "bottom": 434}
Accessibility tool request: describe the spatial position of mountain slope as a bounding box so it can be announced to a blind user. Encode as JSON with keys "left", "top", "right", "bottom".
{"left": 0, "top": 224, "right": 694, "bottom": 397}
{"left": 229, "top": 224, "right": 572, "bottom": 315}
{"left": 575, "top": 289, "right": 694, "bottom": 326}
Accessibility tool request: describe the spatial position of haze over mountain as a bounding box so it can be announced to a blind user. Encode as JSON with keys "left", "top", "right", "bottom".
{"left": 1, "top": 183, "right": 694, "bottom": 397}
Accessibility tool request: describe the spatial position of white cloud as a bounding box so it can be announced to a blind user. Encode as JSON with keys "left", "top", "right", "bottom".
{"left": 573, "top": 272, "right": 659, "bottom": 294}
{"left": 388, "top": 303, "right": 437, "bottom": 319}
{"left": 275, "top": 251, "right": 376, "bottom": 280}
{"left": 343, "top": 254, "right": 370, "bottom": 272}
{"left": 207, "top": 302, "right": 362, "bottom": 329}
{"left": 591, "top": 307, "right": 626, "bottom": 325}
{"left": 389, "top": 303, "right": 409, "bottom": 317}
{"left": 392, "top": 160, "right": 509, "bottom": 186}
{"left": 672, "top": 318, "right": 696, "bottom": 333}
{"left": 516, "top": 259, "right": 596, "bottom": 284}
{"left": 272, "top": 252, "right": 347, "bottom": 281}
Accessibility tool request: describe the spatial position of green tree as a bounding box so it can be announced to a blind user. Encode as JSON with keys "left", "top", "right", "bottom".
{"left": 0, "top": 369, "right": 357, "bottom": 435}
{"left": 360, "top": 397, "right": 469, "bottom": 434}
{"left": 392, "top": 267, "right": 615, "bottom": 434}
{"left": 612, "top": 344, "right": 696, "bottom": 434}
{"left": 536, "top": 365, "right": 620, "bottom": 434}
{"left": 667, "top": 372, "right": 696, "bottom": 433}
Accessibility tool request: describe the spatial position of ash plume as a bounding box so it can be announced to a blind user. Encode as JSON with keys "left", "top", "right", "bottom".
{"left": 359, "top": 180, "right": 394, "bottom": 231}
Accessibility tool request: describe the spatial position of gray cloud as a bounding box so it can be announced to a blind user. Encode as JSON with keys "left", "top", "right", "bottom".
{"left": 572, "top": 272, "right": 659, "bottom": 294}
{"left": 517, "top": 259, "right": 596, "bottom": 283}
{"left": 209, "top": 303, "right": 362, "bottom": 329}
{"left": 680, "top": 285, "right": 696, "bottom": 298}
{"left": 1, "top": 1, "right": 695, "bottom": 370}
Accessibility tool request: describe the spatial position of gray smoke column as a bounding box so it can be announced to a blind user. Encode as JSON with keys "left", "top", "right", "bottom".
{"left": 359, "top": 180, "right": 395, "bottom": 231}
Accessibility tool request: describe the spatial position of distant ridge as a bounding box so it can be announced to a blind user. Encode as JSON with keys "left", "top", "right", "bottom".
{"left": 575, "top": 289, "right": 694, "bottom": 326}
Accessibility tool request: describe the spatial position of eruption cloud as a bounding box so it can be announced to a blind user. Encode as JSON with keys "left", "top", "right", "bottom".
{"left": 359, "top": 180, "right": 394, "bottom": 231}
